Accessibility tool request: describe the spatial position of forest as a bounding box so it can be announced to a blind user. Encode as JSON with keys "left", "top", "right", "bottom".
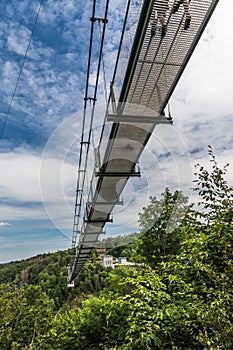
{"left": 0, "top": 147, "right": 232, "bottom": 349}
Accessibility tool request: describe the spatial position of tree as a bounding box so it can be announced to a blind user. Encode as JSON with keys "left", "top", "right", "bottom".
{"left": 1, "top": 148, "right": 232, "bottom": 349}
{"left": 161, "top": 148, "right": 233, "bottom": 348}
{"left": 123, "top": 149, "right": 233, "bottom": 348}
{"left": 132, "top": 188, "right": 190, "bottom": 267}
{"left": 193, "top": 145, "right": 233, "bottom": 223}
{"left": 0, "top": 284, "right": 54, "bottom": 349}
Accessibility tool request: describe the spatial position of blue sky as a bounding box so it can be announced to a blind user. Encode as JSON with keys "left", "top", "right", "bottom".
{"left": 0, "top": 0, "right": 233, "bottom": 263}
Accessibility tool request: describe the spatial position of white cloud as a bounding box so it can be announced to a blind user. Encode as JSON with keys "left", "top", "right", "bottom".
{"left": 0, "top": 143, "right": 78, "bottom": 231}
{"left": 0, "top": 222, "right": 10, "bottom": 227}
{"left": 0, "top": 149, "right": 41, "bottom": 202}
{"left": 171, "top": 0, "right": 233, "bottom": 121}
{"left": 1, "top": 61, "right": 19, "bottom": 96}
{"left": 0, "top": 0, "right": 232, "bottom": 262}
{"left": 7, "top": 26, "right": 34, "bottom": 57}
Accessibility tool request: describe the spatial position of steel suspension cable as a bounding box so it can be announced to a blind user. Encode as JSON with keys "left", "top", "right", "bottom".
{"left": 98, "top": 0, "right": 132, "bottom": 147}
{"left": 98, "top": 21, "right": 108, "bottom": 104}
{"left": 71, "top": 0, "right": 109, "bottom": 248}
{"left": 75, "top": 0, "right": 110, "bottom": 219}
{"left": 0, "top": 0, "right": 44, "bottom": 141}
{"left": 72, "top": 0, "right": 97, "bottom": 248}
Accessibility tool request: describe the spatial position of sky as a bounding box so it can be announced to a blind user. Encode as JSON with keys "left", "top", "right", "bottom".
{"left": 0, "top": 0, "right": 232, "bottom": 263}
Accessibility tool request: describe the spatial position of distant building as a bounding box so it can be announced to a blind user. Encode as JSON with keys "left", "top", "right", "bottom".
{"left": 101, "top": 255, "right": 135, "bottom": 268}
{"left": 101, "top": 255, "right": 113, "bottom": 267}
{"left": 115, "top": 256, "right": 135, "bottom": 267}
{"left": 96, "top": 248, "right": 107, "bottom": 254}
{"left": 117, "top": 257, "right": 127, "bottom": 265}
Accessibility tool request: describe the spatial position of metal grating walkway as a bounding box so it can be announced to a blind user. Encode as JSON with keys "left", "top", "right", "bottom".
{"left": 68, "top": 0, "right": 219, "bottom": 283}
{"left": 118, "top": 0, "right": 218, "bottom": 113}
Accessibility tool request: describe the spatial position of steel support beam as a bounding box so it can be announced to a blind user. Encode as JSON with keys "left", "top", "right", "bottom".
{"left": 107, "top": 114, "right": 172, "bottom": 124}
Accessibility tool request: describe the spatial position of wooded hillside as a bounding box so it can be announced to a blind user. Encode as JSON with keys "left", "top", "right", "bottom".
{"left": 0, "top": 147, "right": 232, "bottom": 349}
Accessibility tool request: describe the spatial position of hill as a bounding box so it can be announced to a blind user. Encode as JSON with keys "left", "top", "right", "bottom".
{"left": 0, "top": 232, "right": 139, "bottom": 307}
{"left": 0, "top": 149, "right": 232, "bottom": 349}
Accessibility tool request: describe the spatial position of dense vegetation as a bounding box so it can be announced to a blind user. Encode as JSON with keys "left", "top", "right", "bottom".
{"left": 0, "top": 147, "right": 232, "bottom": 349}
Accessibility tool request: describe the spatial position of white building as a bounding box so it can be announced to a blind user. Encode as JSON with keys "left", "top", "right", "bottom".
{"left": 101, "top": 255, "right": 113, "bottom": 267}
{"left": 101, "top": 255, "right": 136, "bottom": 268}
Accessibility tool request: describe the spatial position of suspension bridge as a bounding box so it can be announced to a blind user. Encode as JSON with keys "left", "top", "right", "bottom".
{"left": 67, "top": 0, "right": 219, "bottom": 284}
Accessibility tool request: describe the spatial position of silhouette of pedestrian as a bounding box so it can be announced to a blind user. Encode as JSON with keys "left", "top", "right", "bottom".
{"left": 172, "top": 0, "right": 191, "bottom": 30}
{"left": 150, "top": 0, "right": 169, "bottom": 38}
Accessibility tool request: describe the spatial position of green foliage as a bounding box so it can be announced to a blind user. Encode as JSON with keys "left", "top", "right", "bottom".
{"left": 193, "top": 145, "right": 233, "bottom": 222}
{"left": 112, "top": 268, "right": 170, "bottom": 349}
{"left": 0, "top": 284, "right": 54, "bottom": 349}
{"left": 76, "top": 262, "right": 110, "bottom": 295}
{"left": 115, "top": 267, "right": 206, "bottom": 350}
{"left": 0, "top": 148, "right": 233, "bottom": 349}
{"left": 1, "top": 249, "right": 101, "bottom": 308}
{"left": 107, "top": 242, "right": 134, "bottom": 259}
{"left": 97, "top": 232, "right": 140, "bottom": 249}
{"left": 132, "top": 188, "right": 190, "bottom": 267}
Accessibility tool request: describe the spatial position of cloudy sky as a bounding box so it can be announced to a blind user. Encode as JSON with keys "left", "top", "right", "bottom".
{"left": 0, "top": 0, "right": 232, "bottom": 263}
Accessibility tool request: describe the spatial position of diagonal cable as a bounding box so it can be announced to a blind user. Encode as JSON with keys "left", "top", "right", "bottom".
{"left": 0, "top": 0, "right": 44, "bottom": 141}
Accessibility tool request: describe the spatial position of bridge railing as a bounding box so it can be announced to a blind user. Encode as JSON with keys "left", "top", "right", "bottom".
{"left": 112, "top": 0, "right": 144, "bottom": 104}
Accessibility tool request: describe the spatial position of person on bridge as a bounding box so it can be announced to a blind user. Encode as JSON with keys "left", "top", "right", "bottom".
{"left": 151, "top": 0, "right": 169, "bottom": 38}
{"left": 172, "top": 0, "right": 191, "bottom": 30}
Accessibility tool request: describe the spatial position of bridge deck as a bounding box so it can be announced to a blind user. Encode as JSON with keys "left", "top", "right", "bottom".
{"left": 69, "top": 0, "right": 219, "bottom": 282}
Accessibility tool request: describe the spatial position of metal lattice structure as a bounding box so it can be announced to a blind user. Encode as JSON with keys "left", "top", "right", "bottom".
{"left": 68, "top": 0, "right": 219, "bottom": 283}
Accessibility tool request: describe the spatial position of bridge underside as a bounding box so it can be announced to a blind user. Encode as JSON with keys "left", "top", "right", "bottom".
{"left": 69, "top": 0, "right": 219, "bottom": 282}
